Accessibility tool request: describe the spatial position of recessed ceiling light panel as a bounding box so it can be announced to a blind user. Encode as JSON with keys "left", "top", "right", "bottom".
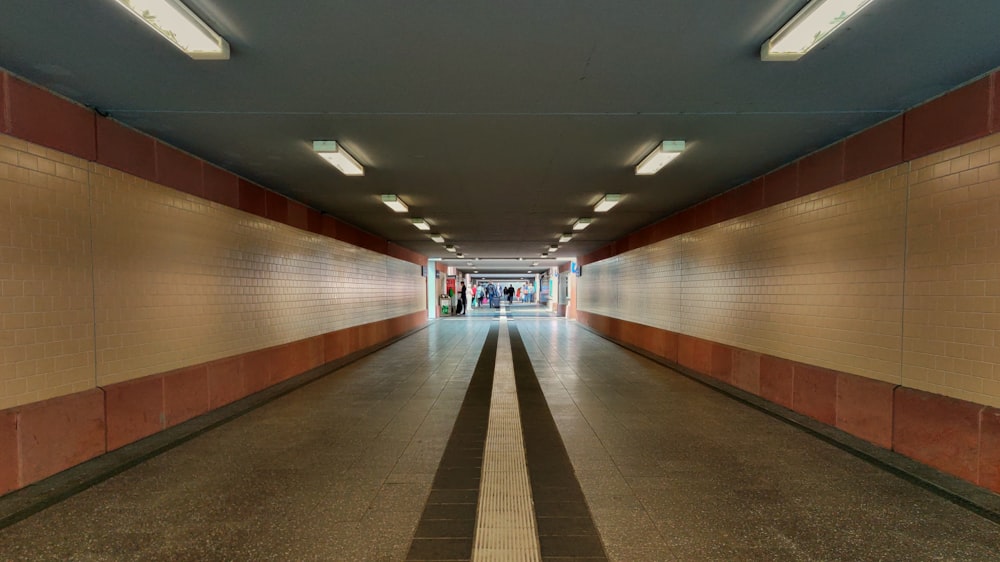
{"left": 380, "top": 194, "right": 408, "bottom": 212}
{"left": 113, "top": 0, "right": 230, "bottom": 60}
{"left": 594, "top": 194, "right": 621, "bottom": 212}
{"left": 761, "top": 0, "right": 875, "bottom": 61}
{"left": 573, "top": 218, "right": 592, "bottom": 231}
{"left": 559, "top": 233, "right": 573, "bottom": 243}
{"left": 313, "top": 141, "right": 364, "bottom": 176}
{"left": 636, "top": 141, "right": 685, "bottom": 175}
{"left": 412, "top": 218, "right": 431, "bottom": 231}
{"left": 429, "top": 233, "right": 445, "bottom": 243}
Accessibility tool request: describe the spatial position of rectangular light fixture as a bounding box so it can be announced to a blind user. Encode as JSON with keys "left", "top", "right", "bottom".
{"left": 445, "top": 245, "right": 456, "bottom": 253}
{"left": 761, "top": 0, "right": 875, "bottom": 62}
{"left": 112, "top": 0, "right": 230, "bottom": 60}
{"left": 380, "top": 194, "right": 408, "bottom": 213}
{"left": 429, "top": 233, "right": 445, "bottom": 243}
{"left": 594, "top": 194, "right": 621, "bottom": 212}
{"left": 548, "top": 245, "right": 559, "bottom": 253}
{"left": 412, "top": 218, "right": 430, "bottom": 231}
{"left": 573, "top": 218, "right": 592, "bottom": 231}
{"left": 312, "top": 141, "right": 364, "bottom": 176}
{"left": 636, "top": 141, "right": 685, "bottom": 175}
{"left": 540, "top": 253, "right": 549, "bottom": 258}
{"left": 456, "top": 253, "right": 464, "bottom": 258}
{"left": 558, "top": 233, "right": 573, "bottom": 243}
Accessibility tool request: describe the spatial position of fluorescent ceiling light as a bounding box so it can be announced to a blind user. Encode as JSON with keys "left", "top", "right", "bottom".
{"left": 113, "top": 0, "right": 230, "bottom": 60}
{"left": 429, "top": 233, "right": 444, "bottom": 243}
{"left": 761, "top": 0, "right": 875, "bottom": 62}
{"left": 540, "top": 252, "right": 549, "bottom": 258}
{"left": 573, "top": 218, "right": 592, "bottom": 231}
{"left": 380, "top": 194, "right": 408, "bottom": 213}
{"left": 445, "top": 245, "right": 456, "bottom": 253}
{"left": 636, "top": 141, "right": 685, "bottom": 175}
{"left": 313, "top": 141, "right": 364, "bottom": 176}
{"left": 559, "top": 233, "right": 573, "bottom": 243}
{"left": 594, "top": 194, "right": 621, "bottom": 212}
{"left": 412, "top": 218, "right": 430, "bottom": 231}
{"left": 548, "top": 245, "right": 559, "bottom": 252}
{"left": 456, "top": 253, "right": 464, "bottom": 258}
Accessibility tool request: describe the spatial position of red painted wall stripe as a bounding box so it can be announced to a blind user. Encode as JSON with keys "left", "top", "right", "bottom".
{"left": 893, "top": 387, "right": 983, "bottom": 483}
{"left": 155, "top": 142, "right": 204, "bottom": 198}
{"left": 904, "top": 76, "right": 992, "bottom": 161}
{"left": 7, "top": 75, "right": 97, "bottom": 161}
{"left": 798, "top": 142, "right": 845, "bottom": 197}
{"left": 238, "top": 179, "right": 267, "bottom": 217}
{"left": 844, "top": 116, "right": 904, "bottom": 182}
{"left": 0, "top": 72, "right": 10, "bottom": 134}
{"left": 991, "top": 73, "right": 1000, "bottom": 133}
{"left": 307, "top": 209, "right": 323, "bottom": 235}
{"left": 96, "top": 116, "right": 156, "bottom": 180}
{"left": 762, "top": 162, "right": 799, "bottom": 208}
{"left": 980, "top": 409, "right": 1000, "bottom": 490}
{"left": 0, "top": 411, "right": 16, "bottom": 495}
{"left": 287, "top": 201, "right": 309, "bottom": 231}
{"left": 203, "top": 164, "right": 240, "bottom": 208}
{"left": 265, "top": 191, "right": 288, "bottom": 224}
{"left": 105, "top": 376, "right": 164, "bottom": 451}
{"left": 17, "top": 389, "right": 106, "bottom": 486}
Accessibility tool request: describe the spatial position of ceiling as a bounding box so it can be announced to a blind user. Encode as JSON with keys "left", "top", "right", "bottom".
{"left": 2, "top": 1, "right": 1000, "bottom": 273}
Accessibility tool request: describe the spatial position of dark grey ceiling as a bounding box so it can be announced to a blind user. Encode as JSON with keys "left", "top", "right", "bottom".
{"left": 2, "top": 0, "right": 1000, "bottom": 269}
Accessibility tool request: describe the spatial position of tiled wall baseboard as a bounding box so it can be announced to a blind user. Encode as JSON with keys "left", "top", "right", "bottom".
{"left": 0, "top": 311, "right": 426, "bottom": 496}
{"left": 577, "top": 310, "right": 1000, "bottom": 494}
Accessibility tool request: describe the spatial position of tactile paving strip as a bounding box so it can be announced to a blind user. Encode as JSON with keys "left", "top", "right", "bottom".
{"left": 472, "top": 320, "right": 542, "bottom": 561}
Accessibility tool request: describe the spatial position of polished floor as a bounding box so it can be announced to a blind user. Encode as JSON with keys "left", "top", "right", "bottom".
{"left": 1, "top": 317, "right": 999, "bottom": 560}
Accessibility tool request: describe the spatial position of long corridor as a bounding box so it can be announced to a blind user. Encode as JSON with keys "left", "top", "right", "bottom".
{"left": 1, "top": 317, "right": 999, "bottom": 561}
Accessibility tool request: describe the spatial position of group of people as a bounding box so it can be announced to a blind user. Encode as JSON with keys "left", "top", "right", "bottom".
{"left": 454, "top": 282, "right": 535, "bottom": 314}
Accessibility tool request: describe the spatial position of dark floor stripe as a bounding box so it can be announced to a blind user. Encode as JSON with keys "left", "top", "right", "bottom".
{"left": 507, "top": 324, "right": 609, "bottom": 562}
{"left": 406, "top": 325, "right": 499, "bottom": 562}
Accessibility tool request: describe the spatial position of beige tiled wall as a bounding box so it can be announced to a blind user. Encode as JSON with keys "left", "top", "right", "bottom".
{"left": 0, "top": 133, "right": 426, "bottom": 407}
{"left": 581, "top": 165, "right": 910, "bottom": 385}
{"left": 903, "top": 134, "right": 1000, "bottom": 405}
{"left": 582, "top": 132, "right": 1000, "bottom": 407}
{"left": 0, "top": 135, "right": 96, "bottom": 410}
